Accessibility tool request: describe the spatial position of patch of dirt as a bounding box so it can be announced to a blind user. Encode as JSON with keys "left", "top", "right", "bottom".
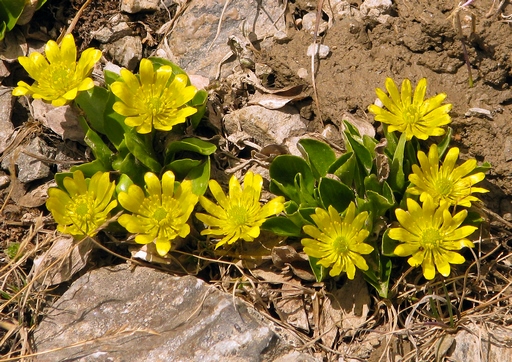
{"left": 263, "top": 0, "right": 512, "bottom": 215}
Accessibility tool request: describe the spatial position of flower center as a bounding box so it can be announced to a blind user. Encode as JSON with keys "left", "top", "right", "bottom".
{"left": 228, "top": 204, "right": 249, "bottom": 227}
{"left": 47, "top": 63, "right": 75, "bottom": 92}
{"left": 420, "top": 228, "right": 442, "bottom": 250}
{"left": 332, "top": 235, "right": 349, "bottom": 254}
{"left": 67, "top": 194, "right": 95, "bottom": 233}
{"left": 153, "top": 207, "right": 168, "bottom": 222}
{"left": 402, "top": 105, "right": 420, "bottom": 125}
{"left": 434, "top": 177, "right": 453, "bottom": 197}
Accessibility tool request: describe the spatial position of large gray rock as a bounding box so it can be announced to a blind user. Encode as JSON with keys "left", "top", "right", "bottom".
{"left": 156, "top": 0, "right": 286, "bottom": 79}
{"left": 0, "top": 87, "right": 14, "bottom": 154}
{"left": 34, "top": 264, "right": 317, "bottom": 361}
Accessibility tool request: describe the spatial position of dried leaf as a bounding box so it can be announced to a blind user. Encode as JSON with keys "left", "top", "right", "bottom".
{"left": 320, "top": 273, "right": 370, "bottom": 346}
{"left": 32, "top": 235, "right": 93, "bottom": 287}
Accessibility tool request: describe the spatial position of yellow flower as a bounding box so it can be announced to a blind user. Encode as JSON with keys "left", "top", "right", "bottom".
{"left": 111, "top": 58, "right": 198, "bottom": 134}
{"left": 302, "top": 203, "right": 373, "bottom": 279}
{"left": 117, "top": 171, "right": 198, "bottom": 256}
{"left": 196, "top": 172, "right": 285, "bottom": 249}
{"left": 408, "top": 144, "right": 488, "bottom": 207}
{"left": 389, "top": 196, "right": 476, "bottom": 280}
{"left": 368, "top": 77, "right": 452, "bottom": 140}
{"left": 46, "top": 171, "right": 117, "bottom": 238}
{"left": 13, "top": 34, "right": 102, "bottom": 107}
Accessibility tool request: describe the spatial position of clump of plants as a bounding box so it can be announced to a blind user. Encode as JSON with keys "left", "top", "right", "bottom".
{"left": 12, "top": 35, "right": 490, "bottom": 299}
{"left": 0, "top": 0, "right": 47, "bottom": 40}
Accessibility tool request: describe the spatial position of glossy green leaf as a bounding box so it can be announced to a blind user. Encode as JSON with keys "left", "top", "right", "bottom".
{"left": 343, "top": 123, "right": 374, "bottom": 175}
{"left": 0, "top": 1, "right": 24, "bottom": 39}
{"left": 54, "top": 172, "right": 73, "bottom": 189}
{"left": 362, "top": 256, "right": 392, "bottom": 299}
{"left": 104, "top": 69, "right": 121, "bottom": 86}
{"left": 78, "top": 116, "right": 113, "bottom": 170}
{"left": 70, "top": 160, "right": 109, "bottom": 179}
{"left": 318, "top": 177, "right": 354, "bottom": 213}
{"left": 189, "top": 89, "right": 208, "bottom": 129}
{"left": 382, "top": 228, "right": 399, "bottom": 257}
{"left": 262, "top": 216, "right": 302, "bottom": 237}
{"left": 365, "top": 190, "right": 395, "bottom": 217}
{"left": 308, "top": 256, "right": 328, "bottom": 282}
{"left": 388, "top": 132, "right": 406, "bottom": 192}
{"left": 116, "top": 153, "right": 148, "bottom": 187}
{"left": 330, "top": 152, "right": 356, "bottom": 186}
{"left": 184, "top": 158, "right": 211, "bottom": 196}
{"left": 269, "top": 155, "right": 315, "bottom": 199}
{"left": 103, "top": 91, "right": 132, "bottom": 148}
{"left": 298, "top": 139, "right": 336, "bottom": 179}
{"left": 75, "top": 86, "right": 110, "bottom": 134}
{"left": 124, "top": 130, "right": 161, "bottom": 173}
{"left": 298, "top": 206, "right": 317, "bottom": 224}
{"left": 147, "top": 57, "right": 188, "bottom": 79}
{"left": 165, "top": 137, "right": 217, "bottom": 163}
{"left": 437, "top": 127, "right": 453, "bottom": 159}
{"left": 166, "top": 158, "right": 202, "bottom": 179}
{"left": 116, "top": 173, "right": 134, "bottom": 195}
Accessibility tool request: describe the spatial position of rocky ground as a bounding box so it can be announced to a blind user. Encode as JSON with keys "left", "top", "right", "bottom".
{"left": 1, "top": 0, "right": 512, "bottom": 361}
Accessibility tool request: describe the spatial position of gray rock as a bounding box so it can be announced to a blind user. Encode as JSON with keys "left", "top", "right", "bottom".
{"left": 224, "top": 105, "right": 307, "bottom": 149}
{"left": 0, "top": 87, "right": 14, "bottom": 154}
{"left": 103, "top": 35, "right": 143, "bottom": 70}
{"left": 34, "top": 264, "right": 314, "bottom": 361}
{"left": 449, "top": 328, "right": 512, "bottom": 361}
{"left": 93, "top": 14, "right": 133, "bottom": 43}
{"left": 2, "top": 137, "right": 54, "bottom": 183}
{"left": 31, "top": 99, "right": 85, "bottom": 142}
{"left": 121, "top": 0, "right": 160, "bottom": 13}
{"left": 156, "top": 0, "right": 286, "bottom": 79}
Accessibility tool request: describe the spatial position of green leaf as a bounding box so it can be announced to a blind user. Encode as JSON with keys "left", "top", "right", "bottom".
{"left": 382, "top": 228, "right": 399, "bottom": 256}
{"left": 189, "top": 89, "right": 208, "bottom": 129}
{"left": 0, "top": 1, "right": 25, "bottom": 34}
{"left": 318, "top": 177, "right": 354, "bottom": 213}
{"left": 36, "top": 0, "right": 48, "bottom": 10}
{"left": 116, "top": 153, "right": 148, "bottom": 187}
{"left": 343, "top": 121, "right": 374, "bottom": 175}
{"left": 437, "top": 127, "right": 453, "bottom": 159}
{"left": 75, "top": 86, "right": 110, "bottom": 134}
{"left": 184, "top": 158, "right": 211, "bottom": 196}
{"left": 148, "top": 57, "right": 188, "bottom": 79}
{"left": 78, "top": 116, "right": 113, "bottom": 170}
{"left": 116, "top": 174, "right": 134, "bottom": 195}
{"left": 473, "top": 161, "right": 492, "bottom": 174}
{"left": 166, "top": 158, "right": 202, "bottom": 179}
{"left": 362, "top": 257, "right": 392, "bottom": 299}
{"left": 269, "top": 155, "right": 315, "bottom": 199}
{"left": 124, "top": 130, "right": 162, "bottom": 173}
{"left": 329, "top": 152, "right": 356, "bottom": 186}
{"left": 104, "top": 69, "right": 121, "bottom": 86}
{"left": 165, "top": 137, "right": 217, "bottom": 163}
{"left": 308, "top": 256, "right": 328, "bottom": 282}
{"left": 298, "top": 206, "right": 317, "bottom": 224}
{"left": 54, "top": 172, "right": 73, "bottom": 189}
{"left": 103, "top": 91, "right": 132, "bottom": 148}
{"left": 298, "top": 139, "right": 336, "bottom": 179}
{"left": 262, "top": 216, "right": 302, "bottom": 237}
{"left": 388, "top": 132, "right": 406, "bottom": 192}
{"left": 70, "top": 160, "right": 109, "bottom": 178}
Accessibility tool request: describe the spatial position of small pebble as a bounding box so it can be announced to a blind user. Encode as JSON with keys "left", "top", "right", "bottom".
{"left": 307, "top": 44, "right": 330, "bottom": 59}
{"left": 0, "top": 175, "right": 10, "bottom": 189}
{"left": 297, "top": 68, "right": 308, "bottom": 79}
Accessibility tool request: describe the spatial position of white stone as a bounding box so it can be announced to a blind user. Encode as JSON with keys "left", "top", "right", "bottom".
{"left": 307, "top": 43, "right": 330, "bottom": 59}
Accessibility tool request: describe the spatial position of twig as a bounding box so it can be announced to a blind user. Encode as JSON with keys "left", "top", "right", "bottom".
{"left": 311, "top": 0, "right": 324, "bottom": 122}
{"left": 57, "top": 0, "right": 93, "bottom": 43}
